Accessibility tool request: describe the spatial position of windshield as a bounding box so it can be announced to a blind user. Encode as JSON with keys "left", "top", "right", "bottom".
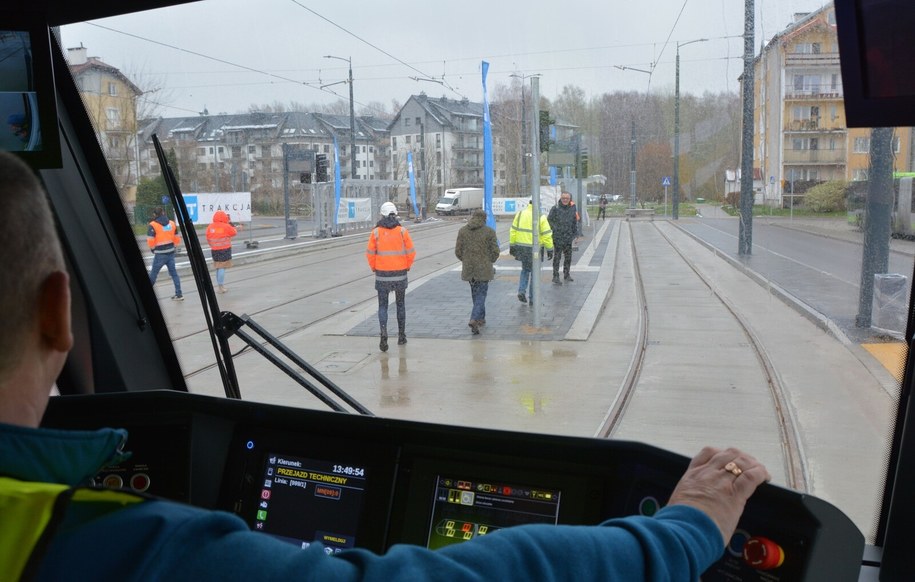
{"left": 60, "top": 0, "right": 904, "bottom": 545}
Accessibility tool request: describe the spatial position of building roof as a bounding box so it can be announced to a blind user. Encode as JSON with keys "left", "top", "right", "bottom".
{"left": 139, "top": 111, "right": 390, "bottom": 144}
{"left": 68, "top": 57, "right": 143, "bottom": 96}
{"left": 758, "top": 3, "right": 834, "bottom": 57}
{"left": 389, "top": 94, "right": 484, "bottom": 131}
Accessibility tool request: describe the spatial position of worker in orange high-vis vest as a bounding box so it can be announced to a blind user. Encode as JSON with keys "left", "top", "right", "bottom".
{"left": 147, "top": 207, "right": 184, "bottom": 300}
{"left": 366, "top": 202, "right": 415, "bottom": 352}
{"left": 205, "top": 210, "right": 240, "bottom": 294}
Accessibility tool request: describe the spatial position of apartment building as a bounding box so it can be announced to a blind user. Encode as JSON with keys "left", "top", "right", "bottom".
{"left": 753, "top": 3, "right": 914, "bottom": 206}
{"left": 390, "top": 94, "right": 512, "bottom": 204}
{"left": 136, "top": 111, "right": 390, "bottom": 200}
{"left": 67, "top": 46, "right": 142, "bottom": 204}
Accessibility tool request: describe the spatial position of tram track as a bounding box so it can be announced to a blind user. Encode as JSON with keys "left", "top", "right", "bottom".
{"left": 596, "top": 220, "right": 808, "bottom": 492}
{"left": 172, "top": 221, "right": 508, "bottom": 378}
{"left": 164, "top": 223, "right": 464, "bottom": 341}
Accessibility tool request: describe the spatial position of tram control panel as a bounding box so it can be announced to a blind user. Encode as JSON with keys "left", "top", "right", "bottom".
{"left": 42, "top": 391, "right": 865, "bottom": 581}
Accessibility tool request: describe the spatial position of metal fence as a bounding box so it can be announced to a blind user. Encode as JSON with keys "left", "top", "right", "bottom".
{"left": 312, "top": 180, "right": 409, "bottom": 238}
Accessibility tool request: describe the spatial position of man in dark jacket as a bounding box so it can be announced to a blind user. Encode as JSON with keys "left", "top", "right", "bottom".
{"left": 455, "top": 209, "right": 501, "bottom": 334}
{"left": 597, "top": 194, "right": 608, "bottom": 220}
{"left": 547, "top": 192, "right": 580, "bottom": 284}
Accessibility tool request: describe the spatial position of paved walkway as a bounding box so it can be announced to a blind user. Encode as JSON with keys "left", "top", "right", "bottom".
{"left": 346, "top": 221, "right": 616, "bottom": 342}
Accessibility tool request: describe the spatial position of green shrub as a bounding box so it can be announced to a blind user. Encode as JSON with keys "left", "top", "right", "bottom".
{"left": 803, "top": 180, "right": 848, "bottom": 212}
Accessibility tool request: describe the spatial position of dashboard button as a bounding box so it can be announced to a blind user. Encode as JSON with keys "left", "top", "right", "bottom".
{"left": 743, "top": 536, "right": 785, "bottom": 570}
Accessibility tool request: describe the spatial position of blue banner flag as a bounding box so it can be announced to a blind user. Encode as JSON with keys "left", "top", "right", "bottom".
{"left": 333, "top": 136, "right": 341, "bottom": 228}
{"left": 481, "top": 61, "right": 496, "bottom": 232}
{"left": 407, "top": 151, "right": 419, "bottom": 216}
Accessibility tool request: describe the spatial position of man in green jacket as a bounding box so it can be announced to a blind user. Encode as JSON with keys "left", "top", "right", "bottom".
{"left": 509, "top": 200, "right": 553, "bottom": 305}
{"left": 455, "top": 209, "right": 501, "bottom": 334}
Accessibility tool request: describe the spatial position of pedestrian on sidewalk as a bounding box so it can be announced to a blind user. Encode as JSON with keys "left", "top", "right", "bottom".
{"left": 455, "top": 209, "right": 500, "bottom": 335}
{"left": 509, "top": 198, "right": 553, "bottom": 305}
{"left": 597, "top": 193, "right": 608, "bottom": 220}
{"left": 367, "top": 202, "right": 416, "bottom": 352}
{"left": 547, "top": 191, "right": 580, "bottom": 284}
{"left": 206, "top": 210, "right": 240, "bottom": 294}
{"left": 147, "top": 207, "right": 184, "bottom": 300}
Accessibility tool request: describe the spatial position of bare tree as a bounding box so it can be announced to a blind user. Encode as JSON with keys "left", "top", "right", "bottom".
{"left": 357, "top": 101, "right": 395, "bottom": 120}
{"left": 491, "top": 81, "right": 523, "bottom": 195}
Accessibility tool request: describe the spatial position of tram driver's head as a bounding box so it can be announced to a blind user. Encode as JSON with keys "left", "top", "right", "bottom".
{"left": 0, "top": 152, "right": 72, "bottom": 425}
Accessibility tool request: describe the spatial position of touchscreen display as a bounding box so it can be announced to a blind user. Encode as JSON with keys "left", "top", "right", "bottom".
{"left": 254, "top": 452, "right": 368, "bottom": 553}
{"left": 426, "top": 475, "right": 561, "bottom": 549}
{"left": 0, "top": 29, "right": 42, "bottom": 153}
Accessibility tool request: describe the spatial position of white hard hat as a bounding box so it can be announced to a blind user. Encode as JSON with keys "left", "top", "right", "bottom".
{"left": 380, "top": 202, "right": 398, "bottom": 216}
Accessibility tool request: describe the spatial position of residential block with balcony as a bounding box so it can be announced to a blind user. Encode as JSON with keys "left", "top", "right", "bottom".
{"left": 752, "top": 2, "right": 915, "bottom": 206}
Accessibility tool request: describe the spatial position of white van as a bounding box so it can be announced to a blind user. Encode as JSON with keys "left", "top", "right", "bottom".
{"left": 435, "top": 188, "right": 484, "bottom": 215}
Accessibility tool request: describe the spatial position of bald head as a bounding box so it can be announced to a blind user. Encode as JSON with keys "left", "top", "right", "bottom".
{"left": 0, "top": 152, "right": 70, "bottom": 424}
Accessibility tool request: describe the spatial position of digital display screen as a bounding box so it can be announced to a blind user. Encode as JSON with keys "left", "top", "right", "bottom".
{"left": 0, "top": 29, "right": 43, "bottom": 153}
{"left": 0, "top": 16, "right": 60, "bottom": 168}
{"left": 426, "top": 475, "right": 561, "bottom": 549}
{"left": 253, "top": 452, "right": 368, "bottom": 553}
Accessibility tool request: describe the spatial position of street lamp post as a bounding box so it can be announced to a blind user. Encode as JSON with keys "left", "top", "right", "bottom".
{"left": 510, "top": 73, "right": 540, "bottom": 195}
{"left": 614, "top": 65, "right": 652, "bottom": 210}
{"left": 323, "top": 55, "right": 357, "bottom": 181}
{"left": 673, "top": 38, "right": 707, "bottom": 220}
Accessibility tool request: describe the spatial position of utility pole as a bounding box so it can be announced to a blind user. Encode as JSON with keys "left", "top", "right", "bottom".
{"left": 856, "top": 128, "right": 894, "bottom": 327}
{"left": 420, "top": 119, "right": 427, "bottom": 219}
{"left": 282, "top": 143, "right": 293, "bottom": 239}
{"left": 530, "top": 76, "right": 542, "bottom": 327}
{"left": 630, "top": 120, "right": 637, "bottom": 209}
{"left": 674, "top": 38, "right": 708, "bottom": 220}
{"left": 521, "top": 83, "right": 527, "bottom": 191}
{"left": 575, "top": 132, "right": 583, "bottom": 215}
{"left": 511, "top": 73, "right": 540, "bottom": 195}
{"left": 612, "top": 65, "right": 651, "bottom": 213}
{"left": 323, "top": 55, "right": 357, "bottom": 180}
{"left": 738, "top": 0, "right": 755, "bottom": 255}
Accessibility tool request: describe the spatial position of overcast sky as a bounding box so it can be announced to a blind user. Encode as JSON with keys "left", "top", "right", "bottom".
{"left": 59, "top": 0, "right": 830, "bottom": 117}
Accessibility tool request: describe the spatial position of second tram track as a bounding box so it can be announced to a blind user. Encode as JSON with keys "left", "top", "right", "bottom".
{"left": 597, "top": 220, "right": 808, "bottom": 492}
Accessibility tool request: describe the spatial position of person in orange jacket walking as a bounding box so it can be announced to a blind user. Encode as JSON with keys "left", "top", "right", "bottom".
{"left": 366, "top": 202, "right": 416, "bottom": 352}
{"left": 206, "top": 210, "right": 240, "bottom": 294}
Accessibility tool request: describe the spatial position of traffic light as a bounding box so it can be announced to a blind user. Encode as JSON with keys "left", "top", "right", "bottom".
{"left": 579, "top": 148, "right": 589, "bottom": 177}
{"left": 300, "top": 172, "right": 312, "bottom": 184}
{"left": 539, "top": 110, "right": 552, "bottom": 152}
{"left": 315, "top": 154, "right": 328, "bottom": 182}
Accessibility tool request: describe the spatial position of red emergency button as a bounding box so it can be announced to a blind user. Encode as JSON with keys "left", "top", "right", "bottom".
{"left": 743, "top": 536, "right": 785, "bottom": 570}
{"left": 130, "top": 473, "right": 151, "bottom": 492}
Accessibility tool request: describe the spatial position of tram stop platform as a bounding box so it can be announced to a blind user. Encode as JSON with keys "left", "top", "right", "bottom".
{"left": 344, "top": 220, "right": 618, "bottom": 342}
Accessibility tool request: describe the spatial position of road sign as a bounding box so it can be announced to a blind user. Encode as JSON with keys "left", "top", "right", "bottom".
{"left": 662, "top": 176, "right": 671, "bottom": 187}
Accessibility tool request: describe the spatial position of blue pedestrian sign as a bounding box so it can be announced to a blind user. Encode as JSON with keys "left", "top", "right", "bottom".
{"left": 662, "top": 176, "right": 671, "bottom": 187}
{"left": 161, "top": 195, "right": 170, "bottom": 204}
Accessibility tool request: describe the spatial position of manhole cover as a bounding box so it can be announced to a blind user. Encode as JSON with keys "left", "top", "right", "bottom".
{"left": 313, "top": 351, "right": 373, "bottom": 374}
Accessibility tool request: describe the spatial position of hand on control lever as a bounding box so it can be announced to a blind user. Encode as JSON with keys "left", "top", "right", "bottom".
{"left": 667, "top": 447, "right": 771, "bottom": 546}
